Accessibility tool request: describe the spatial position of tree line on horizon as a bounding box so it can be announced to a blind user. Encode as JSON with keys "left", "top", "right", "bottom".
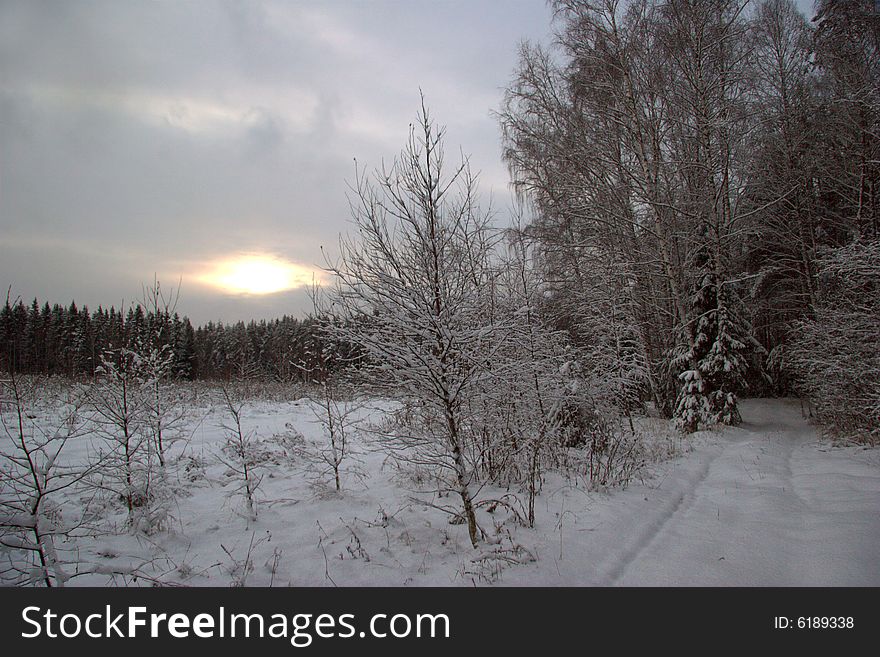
{"left": 0, "top": 297, "right": 330, "bottom": 383}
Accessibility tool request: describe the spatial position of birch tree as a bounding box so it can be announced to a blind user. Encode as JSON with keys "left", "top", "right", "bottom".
{"left": 500, "top": 0, "right": 761, "bottom": 430}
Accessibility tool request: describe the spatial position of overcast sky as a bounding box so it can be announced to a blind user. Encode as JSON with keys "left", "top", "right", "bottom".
{"left": 0, "top": 0, "right": 554, "bottom": 324}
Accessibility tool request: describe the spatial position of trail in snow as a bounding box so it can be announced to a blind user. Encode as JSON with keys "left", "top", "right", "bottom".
{"left": 530, "top": 398, "right": 880, "bottom": 586}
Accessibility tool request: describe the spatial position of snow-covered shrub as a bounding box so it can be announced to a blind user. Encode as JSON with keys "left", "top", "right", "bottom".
{"left": 87, "top": 348, "right": 174, "bottom": 532}
{"left": 787, "top": 241, "right": 880, "bottom": 443}
{"left": 293, "top": 330, "right": 367, "bottom": 493}
{"left": 139, "top": 343, "right": 189, "bottom": 468}
{"left": 556, "top": 395, "right": 605, "bottom": 449}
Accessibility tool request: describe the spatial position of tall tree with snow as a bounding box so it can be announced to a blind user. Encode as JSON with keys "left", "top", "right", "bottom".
{"left": 320, "top": 100, "right": 503, "bottom": 547}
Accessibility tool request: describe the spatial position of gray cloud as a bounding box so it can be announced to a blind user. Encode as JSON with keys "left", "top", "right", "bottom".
{"left": 0, "top": 0, "right": 553, "bottom": 323}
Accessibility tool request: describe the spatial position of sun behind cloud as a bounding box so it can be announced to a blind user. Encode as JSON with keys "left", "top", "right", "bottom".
{"left": 197, "top": 254, "right": 319, "bottom": 295}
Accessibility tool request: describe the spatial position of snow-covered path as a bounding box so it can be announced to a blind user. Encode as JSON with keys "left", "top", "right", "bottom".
{"left": 527, "top": 399, "right": 880, "bottom": 586}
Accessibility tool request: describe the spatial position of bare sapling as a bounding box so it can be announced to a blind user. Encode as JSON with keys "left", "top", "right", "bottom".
{"left": 138, "top": 277, "right": 185, "bottom": 467}
{"left": 0, "top": 371, "right": 95, "bottom": 586}
{"left": 297, "top": 308, "right": 365, "bottom": 493}
{"left": 218, "top": 387, "right": 263, "bottom": 521}
{"left": 87, "top": 348, "right": 153, "bottom": 525}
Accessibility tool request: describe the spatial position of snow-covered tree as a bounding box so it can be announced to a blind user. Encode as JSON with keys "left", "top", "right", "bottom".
{"left": 674, "top": 245, "right": 750, "bottom": 432}
{"left": 320, "top": 100, "right": 503, "bottom": 547}
{"left": 788, "top": 240, "right": 880, "bottom": 442}
{"left": 86, "top": 348, "right": 172, "bottom": 533}
{"left": 137, "top": 279, "right": 188, "bottom": 468}
{"left": 486, "top": 223, "right": 578, "bottom": 525}
{"left": 0, "top": 371, "right": 92, "bottom": 585}
{"left": 217, "top": 387, "right": 263, "bottom": 521}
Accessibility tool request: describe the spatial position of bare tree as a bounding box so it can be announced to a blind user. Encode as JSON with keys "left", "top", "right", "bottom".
{"left": 500, "top": 0, "right": 690, "bottom": 418}
{"left": 320, "top": 99, "right": 504, "bottom": 548}
{"left": 295, "top": 319, "right": 365, "bottom": 493}
{"left": 0, "top": 371, "right": 93, "bottom": 586}
{"left": 745, "top": 0, "right": 819, "bottom": 333}
{"left": 218, "top": 387, "right": 263, "bottom": 521}
{"left": 494, "top": 224, "right": 568, "bottom": 526}
{"left": 812, "top": 0, "right": 880, "bottom": 241}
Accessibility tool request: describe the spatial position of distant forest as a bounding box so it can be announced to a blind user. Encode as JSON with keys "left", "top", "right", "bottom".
{"left": 0, "top": 298, "right": 325, "bottom": 382}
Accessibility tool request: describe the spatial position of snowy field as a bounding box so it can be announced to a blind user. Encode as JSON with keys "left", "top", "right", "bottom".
{"left": 3, "top": 385, "right": 878, "bottom": 587}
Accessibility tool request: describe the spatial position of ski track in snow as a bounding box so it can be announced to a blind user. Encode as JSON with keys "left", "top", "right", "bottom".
{"left": 588, "top": 399, "right": 880, "bottom": 586}
{"left": 602, "top": 445, "right": 719, "bottom": 586}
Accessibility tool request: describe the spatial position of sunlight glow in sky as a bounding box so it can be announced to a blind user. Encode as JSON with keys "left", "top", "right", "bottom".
{"left": 0, "top": 0, "right": 556, "bottom": 323}
{"left": 197, "top": 255, "right": 319, "bottom": 296}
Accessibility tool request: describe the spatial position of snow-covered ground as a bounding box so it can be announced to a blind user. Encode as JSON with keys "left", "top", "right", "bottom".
{"left": 519, "top": 398, "right": 880, "bottom": 586}
{"left": 3, "top": 392, "right": 878, "bottom": 586}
